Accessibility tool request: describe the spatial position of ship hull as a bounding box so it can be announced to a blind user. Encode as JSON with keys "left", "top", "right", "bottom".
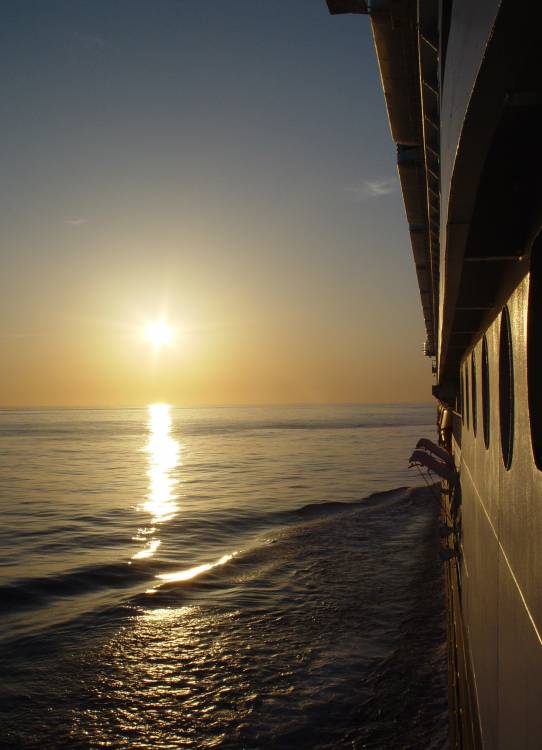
{"left": 327, "top": 1, "right": 542, "bottom": 746}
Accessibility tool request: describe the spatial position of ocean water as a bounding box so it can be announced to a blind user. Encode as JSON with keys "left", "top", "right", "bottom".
{"left": 0, "top": 404, "right": 448, "bottom": 749}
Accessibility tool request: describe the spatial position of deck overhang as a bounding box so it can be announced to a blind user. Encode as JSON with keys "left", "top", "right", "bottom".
{"left": 437, "top": 0, "right": 542, "bottom": 384}
{"left": 327, "top": 0, "right": 438, "bottom": 358}
{"left": 328, "top": 0, "right": 542, "bottom": 394}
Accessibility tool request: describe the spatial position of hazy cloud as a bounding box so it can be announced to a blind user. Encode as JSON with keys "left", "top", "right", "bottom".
{"left": 65, "top": 217, "right": 89, "bottom": 226}
{"left": 346, "top": 177, "right": 398, "bottom": 202}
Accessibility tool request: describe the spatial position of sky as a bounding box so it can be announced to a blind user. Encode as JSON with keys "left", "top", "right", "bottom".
{"left": 0, "top": 0, "right": 432, "bottom": 406}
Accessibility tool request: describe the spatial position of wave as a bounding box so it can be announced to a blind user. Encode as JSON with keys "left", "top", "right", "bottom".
{"left": 1, "top": 482, "right": 448, "bottom": 750}
{"left": 0, "top": 560, "right": 148, "bottom": 615}
{"left": 0, "top": 485, "right": 426, "bottom": 627}
{"left": 0, "top": 409, "right": 434, "bottom": 440}
{"left": 0, "top": 422, "right": 434, "bottom": 441}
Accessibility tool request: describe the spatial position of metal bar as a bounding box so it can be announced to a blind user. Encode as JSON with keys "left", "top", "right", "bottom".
{"left": 422, "top": 78, "right": 439, "bottom": 97}
{"left": 426, "top": 165, "right": 440, "bottom": 181}
{"left": 456, "top": 306, "right": 494, "bottom": 311}
{"left": 464, "top": 256, "right": 522, "bottom": 262}
{"left": 424, "top": 114, "right": 440, "bottom": 131}
{"left": 420, "top": 33, "right": 439, "bottom": 54}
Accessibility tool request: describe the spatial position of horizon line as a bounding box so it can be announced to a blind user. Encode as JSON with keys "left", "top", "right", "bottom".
{"left": 0, "top": 400, "right": 435, "bottom": 410}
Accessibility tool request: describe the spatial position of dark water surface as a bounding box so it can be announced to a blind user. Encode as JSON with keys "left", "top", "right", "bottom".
{"left": 0, "top": 405, "right": 448, "bottom": 749}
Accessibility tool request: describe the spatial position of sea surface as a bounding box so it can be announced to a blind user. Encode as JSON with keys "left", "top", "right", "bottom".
{"left": 0, "top": 404, "right": 448, "bottom": 749}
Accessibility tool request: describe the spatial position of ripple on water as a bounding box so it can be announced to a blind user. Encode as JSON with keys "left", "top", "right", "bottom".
{"left": 0, "top": 405, "right": 445, "bottom": 749}
{"left": 2, "top": 486, "right": 448, "bottom": 750}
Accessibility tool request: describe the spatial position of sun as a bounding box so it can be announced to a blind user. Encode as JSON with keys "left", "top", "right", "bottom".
{"left": 144, "top": 320, "right": 175, "bottom": 349}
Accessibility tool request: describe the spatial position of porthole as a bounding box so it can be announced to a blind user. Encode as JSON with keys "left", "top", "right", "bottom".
{"left": 482, "top": 335, "right": 490, "bottom": 449}
{"left": 499, "top": 306, "right": 514, "bottom": 469}
{"left": 528, "top": 236, "right": 542, "bottom": 468}
{"left": 465, "top": 365, "right": 470, "bottom": 430}
{"left": 459, "top": 370, "right": 465, "bottom": 424}
{"left": 471, "top": 353, "right": 477, "bottom": 437}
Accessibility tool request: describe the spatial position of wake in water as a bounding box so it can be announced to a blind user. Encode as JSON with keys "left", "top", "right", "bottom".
{"left": 1, "top": 485, "right": 448, "bottom": 750}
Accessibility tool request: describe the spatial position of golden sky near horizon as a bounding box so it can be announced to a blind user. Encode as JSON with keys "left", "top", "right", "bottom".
{"left": 0, "top": 3, "right": 433, "bottom": 407}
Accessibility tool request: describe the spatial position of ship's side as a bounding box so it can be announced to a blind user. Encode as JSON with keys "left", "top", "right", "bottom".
{"left": 327, "top": 2, "right": 542, "bottom": 748}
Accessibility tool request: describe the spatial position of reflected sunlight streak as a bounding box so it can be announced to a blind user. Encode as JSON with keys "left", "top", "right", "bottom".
{"left": 141, "top": 605, "right": 195, "bottom": 621}
{"left": 132, "top": 539, "right": 161, "bottom": 560}
{"left": 133, "top": 403, "right": 181, "bottom": 560}
{"left": 144, "top": 403, "right": 180, "bottom": 524}
{"left": 155, "top": 552, "right": 237, "bottom": 584}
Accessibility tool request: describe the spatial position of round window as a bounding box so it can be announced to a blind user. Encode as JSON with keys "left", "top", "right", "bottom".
{"left": 499, "top": 307, "right": 514, "bottom": 469}
{"left": 482, "top": 335, "right": 490, "bottom": 449}
{"left": 460, "top": 370, "right": 465, "bottom": 424}
{"left": 465, "top": 365, "right": 470, "bottom": 430}
{"left": 528, "top": 236, "right": 542, "bottom": 468}
{"left": 471, "top": 353, "right": 477, "bottom": 437}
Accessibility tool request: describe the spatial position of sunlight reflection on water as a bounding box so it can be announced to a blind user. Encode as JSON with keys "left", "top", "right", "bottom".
{"left": 133, "top": 403, "right": 180, "bottom": 560}
{"left": 0, "top": 405, "right": 447, "bottom": 750}
{"left": 156, "top": 552, "right": 237, "bottom": 583}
